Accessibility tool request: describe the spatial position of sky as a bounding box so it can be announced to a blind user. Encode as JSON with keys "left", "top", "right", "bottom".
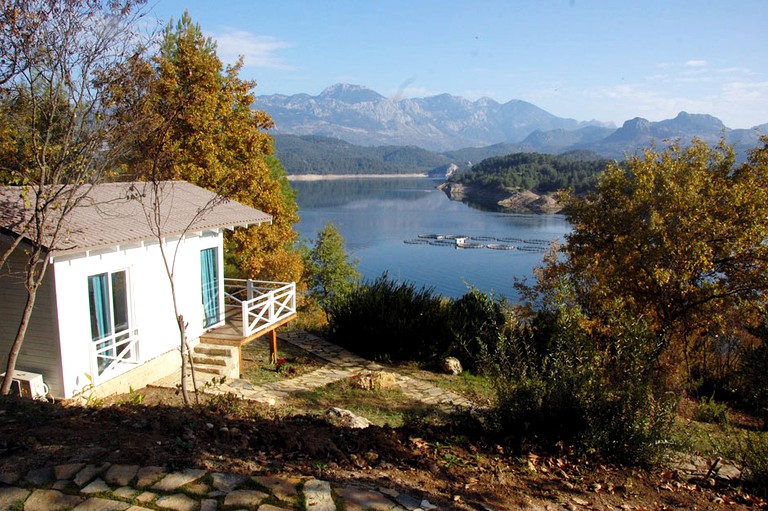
{"left": 147, "top": 0, "right": 768, "bottom": 129}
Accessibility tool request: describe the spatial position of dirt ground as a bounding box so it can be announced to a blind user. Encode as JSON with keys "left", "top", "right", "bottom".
{"left": 0, "top": 386, "right": 765, "bottom": 510}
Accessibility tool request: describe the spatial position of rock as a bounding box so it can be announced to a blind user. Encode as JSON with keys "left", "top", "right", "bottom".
{"left": 55, "top": 463, "right": 85, "bottom": 481}
{"left": 336, "top": 485, "right": 399, "bottom": 511}
{"left": 24, "top": 489, "right": 83, "bottom": 511}
{"left": 74, "top": 463, "right": 111, "bottom": 488}
{"left": 303, "top": 480, "right": 335, "bottom": 511}
{"left": 442, "top": 357, "right": 463, "bottom": 375}
{"left": 135, "top": 467, "right": 166, "bottom": 489}
{"left": 327, "top": 407, "right": 372, "bottom": 429}
{"left": 105, "top": 465, "right": 139, "bottom": 487}
{"left": 81, "top": 478, "right": 111, "bottom": 494}
{"left": 150, "top": 469, "right": 205, "bottom": 492}
{"left": 395, "top": 493, "right": 422, "bottom": 510}
{"left": 155, "top": 493, "right": 198, "bottom": 511}
{"left": 252, "top": 475, "right": 301, "bottom": 501}
{"left": 222, "top": 489, "right": 268, "bottom": 509}
{"left": 25, "top": 467, "right": 55, "bottom": 486}
{"left": 200, "top": 499, "right": 218, "bottom": 511}
{"left": 0, "top": 472, "right": 20, "bottom": 485}
{"left": 209, "top": 472, "right": 248, "bottom": 492}
{"left": 350, "top": 371, "right": 397, "bottom": 391}
{"left": 0, "top": 487, "right": 30, "bottom": 510}
{"left": 73, "top": 497, "right": 130, "bottom": 510}
{"left": 112, "top": 487, "right": 139, "bottom": 500}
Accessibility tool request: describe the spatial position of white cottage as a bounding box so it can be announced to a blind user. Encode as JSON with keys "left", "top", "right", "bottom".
{"left": 0, "top": 181, "right": 296, "bottom": 399}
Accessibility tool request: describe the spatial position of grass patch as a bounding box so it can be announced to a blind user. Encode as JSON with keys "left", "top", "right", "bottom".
{"left": 393, "top": 362, "right": 495, "bottom": 406}
{"left": 285, "top": 378, "right": 440, "bottom": 427}
{"left": 240, "top": 339, "right": 326, "bottom": 386}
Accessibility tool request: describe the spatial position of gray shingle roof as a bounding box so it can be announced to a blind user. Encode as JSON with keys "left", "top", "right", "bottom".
{"left": 0, "top": 181, "right": 272, "bottom": 256}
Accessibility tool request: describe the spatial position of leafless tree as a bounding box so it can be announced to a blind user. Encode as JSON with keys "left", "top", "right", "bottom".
{"left": 0, "top": 0, "right": 150, "bottom": 394}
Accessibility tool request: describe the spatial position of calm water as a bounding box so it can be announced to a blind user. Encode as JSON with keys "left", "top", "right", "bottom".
{"left": 292, "top": 177, "right": 571, "bottom": 299}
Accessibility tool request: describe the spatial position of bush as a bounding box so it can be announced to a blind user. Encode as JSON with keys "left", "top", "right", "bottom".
{"left": 692, "top": 396, "right": 730, "bottom": 425}
{"left": 448, "top": 288, "right": 512, "bottom": 374}
{"left": 492, "top": 307, "right": 675, "bottom": 464}
{"left": 735, "top": 342, "right": 768, "bottom": 429}
{"left": 740, "top": 431, "right": 768, "bottom": 494}
{"left": 327, "top": 274, "right": 452, "bottom": 363}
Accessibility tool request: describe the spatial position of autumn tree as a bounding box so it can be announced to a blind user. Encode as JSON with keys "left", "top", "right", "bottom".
{"left": 110, "top": 12, "right": 304, "bottom": 401}
{"left": 0, "top": 0, "right": 147, "bottom": 394}
{"left": 535, "top": 137, "right": 768, "bottom": 381}
{"left": 123, "top": 12, "right": 303, "bottom": 284}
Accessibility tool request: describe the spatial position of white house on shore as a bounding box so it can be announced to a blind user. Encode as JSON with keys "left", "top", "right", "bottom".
{"left": 0, "top": 181, "right": 296, "bottom": 400}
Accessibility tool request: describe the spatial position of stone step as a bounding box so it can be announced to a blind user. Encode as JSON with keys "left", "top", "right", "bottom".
{"left": 192, "top": 356, "right": 228, "bottom": 367}
{"left": 191, "top": 363, "right": 227, "bottom": 376}
{"left": 194, "top": 345, "right": 235, "bottom": 357}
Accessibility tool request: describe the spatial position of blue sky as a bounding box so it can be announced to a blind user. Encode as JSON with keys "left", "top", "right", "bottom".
{"left": 148, "top": 1, "right": 768, "bottom": 129}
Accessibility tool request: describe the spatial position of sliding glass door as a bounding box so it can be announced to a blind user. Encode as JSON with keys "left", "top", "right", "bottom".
{"left": 200, "top": 247, "right": 220, "bottom": 328}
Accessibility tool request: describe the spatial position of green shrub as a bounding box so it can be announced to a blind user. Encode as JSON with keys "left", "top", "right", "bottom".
{"left": 692, "top": 396, "right": 730, "bottom": 425}
{"left": 735, "top": 342, "right": 768, "bottom": 429}
{"left": 740, "top": 431, "right": 768, "bottom": 493}
{"left": 327, "top": 273, "right": 452, "bottom": 363}
{"left": 491, "top": 307, "right": 675, "bottom": 465}
{"left": 710, "top": 426, "right": 768, "bottom": 495}
{"left": 448, "top": 288, "right": 512, "bottom": 374}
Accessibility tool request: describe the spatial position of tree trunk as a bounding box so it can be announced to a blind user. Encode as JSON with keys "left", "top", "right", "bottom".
{"left": 178, "top": 314, "right": 190, "bottom": 405}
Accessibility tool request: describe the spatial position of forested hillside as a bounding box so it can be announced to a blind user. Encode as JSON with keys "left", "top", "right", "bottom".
{"left": 274, "top": 135, "right": 453, "bottom": 174}
{"left": 447, "top": 151, "right": 611, "bottom": 194}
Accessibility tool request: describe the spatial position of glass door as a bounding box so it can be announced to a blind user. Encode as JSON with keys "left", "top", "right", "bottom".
{"left": 200, "top": 247, "right": 220, "bottom": 328}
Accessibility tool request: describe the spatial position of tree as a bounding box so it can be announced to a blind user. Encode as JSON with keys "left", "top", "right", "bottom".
{"left": 123, "top": 11, "right": 303, "bottom": 284}
{"left": 534, "top": 138, "right": 768, "bottom": 380}
{"left": 112, "top": 12, "right": 303, "bottom": 401}
{"left": 307, "top": 223, "right": 360, "bottom": 318}
{"left": 0, "top": 0, "right": 147, "bottom": 395}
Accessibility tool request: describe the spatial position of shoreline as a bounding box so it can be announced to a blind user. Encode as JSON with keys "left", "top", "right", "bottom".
{"left": 287, "top": 173, "right": 429, "bottom": 181}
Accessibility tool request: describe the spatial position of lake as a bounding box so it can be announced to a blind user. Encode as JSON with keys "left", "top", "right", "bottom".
{"left": 291, "top": 177, "right": 571, "bottom": 300}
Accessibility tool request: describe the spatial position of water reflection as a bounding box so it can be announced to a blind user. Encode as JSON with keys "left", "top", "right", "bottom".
{"left": 292, "top": 177, "right": 570, "bottom": 299}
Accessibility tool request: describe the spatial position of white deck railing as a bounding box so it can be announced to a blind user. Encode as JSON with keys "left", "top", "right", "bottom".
{"left": 223, "top": 279, "right": 297, "bottom": 337}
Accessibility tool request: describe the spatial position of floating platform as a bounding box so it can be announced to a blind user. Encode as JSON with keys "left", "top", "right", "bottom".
{"left": 407, "top": 234, "right": 555, "bottom": 252}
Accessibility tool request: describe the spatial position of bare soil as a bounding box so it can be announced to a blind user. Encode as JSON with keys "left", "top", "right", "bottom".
{"left": 1, "top": 386, "right": 765, "bottom": 511}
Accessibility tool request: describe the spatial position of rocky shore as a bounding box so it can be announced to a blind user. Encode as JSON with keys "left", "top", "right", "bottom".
{"left": 437, "top": 182, "right": 562, "bottom": 214}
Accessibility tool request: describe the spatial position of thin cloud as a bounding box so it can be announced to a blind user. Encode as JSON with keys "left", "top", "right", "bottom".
{"left": 685, "top": 59, "right": 708, "bottom": 67}
{"left": 722, "top": 81, "right": 768, "bottom": 102}
{"left": 598, "top": 83, "right": 712, "bottom": 119}
{"left": 209, "top": 28, "right": 296, "bottom": 70}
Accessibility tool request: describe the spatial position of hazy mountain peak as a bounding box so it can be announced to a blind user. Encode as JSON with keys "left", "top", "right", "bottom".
{"left": 660, "top": 111, "right": 726, "bottom": 132}
{"left": 319, "top": 83, "right": 385, "bottom": 103}
{"left": 257, "top": 84, "right": 762, "bottom": 155}
{"left": 621, "top": 117, "right": 652, "bottom": 132}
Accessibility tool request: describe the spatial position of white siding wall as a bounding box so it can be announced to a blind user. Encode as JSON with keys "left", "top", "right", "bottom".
{"left": 0, "top": 237, "right": 64, "bottom": 397}
{"left": 52, "top": 231, "right": 223, "bottom": 398}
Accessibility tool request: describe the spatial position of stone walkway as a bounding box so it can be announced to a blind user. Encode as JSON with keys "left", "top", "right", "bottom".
{"left": 152, "top": 331, "right": 474, "bottom": 412}
{"left": 0, "top": 462, "right": 439, "bottom": 511}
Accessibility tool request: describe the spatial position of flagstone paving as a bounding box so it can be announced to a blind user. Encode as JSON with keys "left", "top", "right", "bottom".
{"left": 0, "top": 333, "right": 469, "bottom": 510}
{"left": 0, "top": 462, "right": 441, "bottom": 511}
{"left": 152, "top": 331, "right": 474, "bottom": 411}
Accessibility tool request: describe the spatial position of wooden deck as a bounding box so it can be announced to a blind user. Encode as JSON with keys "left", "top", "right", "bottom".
{"left": 200, "top": 311, "right": 297, "bottom": 369}
{"left": 200, "top": 311, "right": 297, "bottom": 347}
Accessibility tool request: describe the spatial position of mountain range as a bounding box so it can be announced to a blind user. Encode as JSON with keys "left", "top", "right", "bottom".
{"left": 258, "top": 84, "right": 767, "bottom": 172}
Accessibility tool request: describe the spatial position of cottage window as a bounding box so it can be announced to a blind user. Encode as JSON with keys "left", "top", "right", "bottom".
{"left": 87, "top": 270, "right": 135, "bottom": 375}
